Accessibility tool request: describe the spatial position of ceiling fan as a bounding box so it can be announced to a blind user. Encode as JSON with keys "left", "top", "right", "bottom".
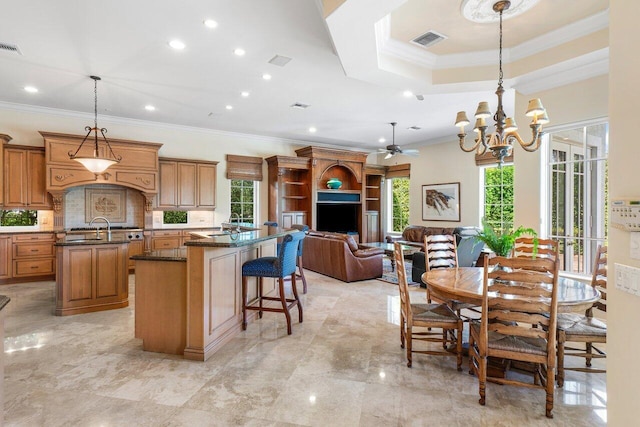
{"left": 379, "top": 122, "right": 419, "bottom": 159}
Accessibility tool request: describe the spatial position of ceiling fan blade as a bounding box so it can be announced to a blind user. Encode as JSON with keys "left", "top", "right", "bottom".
{"left": 384, "top": 152, "right": 393, "bottom": 160}
{"left": 403, "top": 149, "right": 420, "bottom": 156}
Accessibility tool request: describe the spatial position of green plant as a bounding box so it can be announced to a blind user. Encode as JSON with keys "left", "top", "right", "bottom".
{"left": 476, "top": 218, "right": 538, "bottom": 257}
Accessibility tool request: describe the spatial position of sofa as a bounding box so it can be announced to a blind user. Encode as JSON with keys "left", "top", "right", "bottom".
{"left": 386, "top": 226, "right": 484, "bottom": 285}
{"left": 302, "top": 231, "right": 384, "bottom": 282}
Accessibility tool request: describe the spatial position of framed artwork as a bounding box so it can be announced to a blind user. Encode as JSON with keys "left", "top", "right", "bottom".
{"left": 85, "top": 188, "right": 127, "bottom": 223}
{"left": 422, "top": 182, "right": 460, "bottom": 222}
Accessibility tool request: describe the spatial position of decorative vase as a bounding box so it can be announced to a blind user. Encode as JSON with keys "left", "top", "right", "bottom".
{"left": 326, "top": 178, "right": 342, "bottom": 189}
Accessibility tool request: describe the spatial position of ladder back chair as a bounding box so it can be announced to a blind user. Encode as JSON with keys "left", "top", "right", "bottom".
{"left": 556, "top": 245, "right": 607, "bottom": 386}
{"left": 469, "top": 255, "right": 560, "bottom": 419}
{"left": 513, "top": 237, "right": 558, "bottom": 261}
{"left": 394, "top": 242, "right": 463, "bottom": 370}
{"left": 424, "top": 234, "right": 479, "bottom": 321}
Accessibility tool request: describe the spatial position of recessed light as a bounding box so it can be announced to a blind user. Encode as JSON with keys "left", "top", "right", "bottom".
{"left": 144, "top": 105, "right": 156, "bottom": 111}
{"left": 169, "top": 39, "right": 186, "bottom": 50}
{"left": 262, "top": 73, "right": 272, "bottom": 80}
{"left": 203, "top": 19, "right": 218, "bottom": 28}
{"left": 378, "top": 137, "right": 386, "bottom": 143}
{"left": 403, "top": 90, "right": 413, "bottom": 97}
{"left": 241, "top": 91, "right": 250, "bottom": 97}
{"left": 225, "top": 105, "right": 233, "bottom": 110}
{"left": 308, "top": 127, "right": 317, "bottom": 133}
{"left": 234, "top": 48, "right": 245, "bottom": 56}
{"left": 24, "top": 86, "right": 38, "bottom": 93}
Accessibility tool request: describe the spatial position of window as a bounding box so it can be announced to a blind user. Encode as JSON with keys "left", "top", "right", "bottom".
{"left": 0, "top": 210, "right": 38, "bottom": 226}
{"left": 390, "top": 177, "right": 410, "bottom": 232}
{"left": 547, "top": 121, "right": 608, "bottom": 275}
{"left": 481, "top": 165, "right": 514, "bottom": 234}
{"left": 163, "top": 211, "right": 187, "bottom": 224}
{"left": 230, "top": 179, "right": 256, "bottom": 223}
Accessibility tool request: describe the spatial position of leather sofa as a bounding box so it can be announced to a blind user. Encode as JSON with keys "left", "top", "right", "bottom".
{"left": 302, "top": 231, "right": 384, "bottom": 282}
{"left": 386, "top": 225, "right": 484, "bottom": 285}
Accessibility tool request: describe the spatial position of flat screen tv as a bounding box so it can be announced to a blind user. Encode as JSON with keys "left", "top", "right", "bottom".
{"left": 316, "top": 204, "right": 358, "bottom": 233}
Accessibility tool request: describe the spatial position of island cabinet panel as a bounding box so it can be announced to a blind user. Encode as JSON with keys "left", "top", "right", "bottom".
{"left": 55, "top": 242, "right": 129, "bottom": 316}
{"left": 184, "top": 238, "right": 278, "bottom": 361}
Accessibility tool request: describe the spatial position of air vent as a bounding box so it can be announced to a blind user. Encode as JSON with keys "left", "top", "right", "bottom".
{"left": 268, "top": 55, "right": 292, "bottom": 67}
{"left": 0, "top": 42, "right": 22, "bottom": 55}
{"left": 408, "top": 126, "right": 421, "bottom": 131}
{"left": 290, "top": 102, "right": 310, "bottom": 109}
{"left": 411, "top": 30, "right": 446, "bottom": 49}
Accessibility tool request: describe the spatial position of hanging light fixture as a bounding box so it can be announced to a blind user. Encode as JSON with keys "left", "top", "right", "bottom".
{"left": 454, "top": 0, "right": 549, "bottom": 165}
{"left": 68, "top": 75, "right": 121, "bottom": 174}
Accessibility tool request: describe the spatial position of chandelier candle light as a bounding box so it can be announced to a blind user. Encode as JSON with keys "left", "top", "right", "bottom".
{"left": 454, "top": 0, "right": 549, "bottom": 165}
{"left": 68, "top": 75, "right": 122, "bottom": 174}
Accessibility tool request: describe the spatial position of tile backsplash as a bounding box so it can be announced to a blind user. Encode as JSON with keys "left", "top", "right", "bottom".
{"left": 64, "top": 185, "right": 144, "bottom": 229}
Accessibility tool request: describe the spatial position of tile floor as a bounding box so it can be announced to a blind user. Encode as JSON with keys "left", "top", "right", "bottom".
{"left": 1, "top": 270, "right": 607, "bottom": 426}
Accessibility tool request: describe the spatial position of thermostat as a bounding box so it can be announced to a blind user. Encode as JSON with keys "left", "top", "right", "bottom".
{"left": 611, "top": 199, "right": 640, "bottom": 231}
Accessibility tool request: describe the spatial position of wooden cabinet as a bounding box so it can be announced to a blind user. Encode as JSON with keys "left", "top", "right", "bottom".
{"left": 0, "top": 236, "right": 11, "bottom": 279}
{"left": 127, "top": 240, "right": 144, "bottom": 270}
{"left": 265, "top": 156, "right": 311, "bottom": 227}
{"left": 151, "top": 230, "right": 182, "bottom": 250}
{"left": 55, "top": 242, "right": 129, "bottom": 316}
{"left": 0, "top": 233, "right": 56, "bottom": 282}
{"left": 4, "top": 146, "right": 52, "bottom": 209}
{"left": 363, "top": 166, "right": 385, "bottom": 243}
{"left": 157, "top": 159, "right": 218, "bottom": 210}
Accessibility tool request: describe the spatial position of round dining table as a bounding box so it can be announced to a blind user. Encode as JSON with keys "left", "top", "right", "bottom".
{"left": 422, "top": 267, "right": 600, "bottom": 313}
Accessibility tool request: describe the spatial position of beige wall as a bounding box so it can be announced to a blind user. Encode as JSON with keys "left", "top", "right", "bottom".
{"left": 608, "top": 2, "right": 639, "bottom": 424}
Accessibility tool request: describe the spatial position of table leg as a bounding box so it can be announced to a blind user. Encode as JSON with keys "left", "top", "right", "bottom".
{"left": 390, "top": 256, "right": 396, "bottom": 272}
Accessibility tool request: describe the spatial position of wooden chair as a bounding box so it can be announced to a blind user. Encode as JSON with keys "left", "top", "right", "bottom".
{"left": 424, "top": 234, "right": 479, "bottom": 321}
{"left": 469, "top": 255, "right": 560, "bottom": 419}
{"left": 241, "top": 231, "right": 305, "bottom": 335}
{"left": 513, "top": 237, "right": 558, "bottom": 261}
{"left": 394, "top": 242, "right": 463, "bottom": 370}
{"left": 556, "top": 245, "right": 607, "bottom": 387}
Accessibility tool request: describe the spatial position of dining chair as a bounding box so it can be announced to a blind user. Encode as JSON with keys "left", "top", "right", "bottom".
{"left": 394, "top": 242, "right": 463, "bottom": 370}
{"left": 513, "top": 237, "right": 558, "bottom": 261}
{"left": 424, "top": 234, "right": 479, "bottom": 322}
{"left": 469, "top": 255, "right": 560, "bottom": 419}
{"left": 241, "top": 230, "right": 305, "bottom": 335}
{"left": 556, "top": 245, "right": 607, "bottom": 387}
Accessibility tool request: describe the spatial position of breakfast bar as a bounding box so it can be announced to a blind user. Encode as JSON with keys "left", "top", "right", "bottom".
{"left": 132, "top": 226, "right": 294, "bottom": 361}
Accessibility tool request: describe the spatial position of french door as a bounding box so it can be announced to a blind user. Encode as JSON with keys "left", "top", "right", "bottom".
{"left": 548, "top": 122, "right": 608, "bottom": 275}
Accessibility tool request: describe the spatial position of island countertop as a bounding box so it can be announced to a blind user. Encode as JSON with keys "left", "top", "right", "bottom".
{"left": 54, "top": 237, "right": 131, "bottom": 246}
{"left": 185, "top": 225, "right": 294, "bottom": 248}
{"left": 131, "top": 247, "right": 187, "bottom": 262}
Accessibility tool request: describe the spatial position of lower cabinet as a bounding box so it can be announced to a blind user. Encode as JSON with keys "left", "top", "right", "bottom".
{"left": 0, "top": 232, "right": 56, "bottom": 283}
{"left": 364, "top": 211, "right": 380, "bottom": 243}
{"left": 127, "top": 240, "right": 144, "bottom": 270}
{"left": 282, "top": 211, "right": 307, "bottom": 228}
{"left": 55, "top": 242, "right": 129, "bottom": 316}
{"left": 151, "top": 230, "right": 182, "bottom": 250}
{"left": 0, "top": 236, "right": 11, "bottom": 280}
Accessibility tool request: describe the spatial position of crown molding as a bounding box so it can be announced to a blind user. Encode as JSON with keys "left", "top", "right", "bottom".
{"left": 512, "top": 48, "right": 609, "bottom": 94}
{"left": 378, "top": 10, "right": 608, "bottom": 70}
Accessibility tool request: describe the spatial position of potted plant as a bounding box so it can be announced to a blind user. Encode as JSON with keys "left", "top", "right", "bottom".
{"left": 475, "top": 218, "right": 538, "bottom": 257}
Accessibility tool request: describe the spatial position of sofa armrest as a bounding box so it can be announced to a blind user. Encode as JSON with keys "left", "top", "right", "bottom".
{"left": 353, "top": 248, "right": 384, "bottom": 258}
{"left": 385, "top": 235, "right": 402, "bottom": 243}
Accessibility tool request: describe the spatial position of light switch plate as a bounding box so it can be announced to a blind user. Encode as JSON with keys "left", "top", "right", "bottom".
{"left": 615, "top": 263, "right": 640, "bottom": 296}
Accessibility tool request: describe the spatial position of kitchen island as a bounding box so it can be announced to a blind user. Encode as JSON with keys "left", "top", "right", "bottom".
{"left": 54, "top": 238, "right": 129, "bottom": 316}
{"left": 132, "top": 226, "right": 294, "bottom": 361}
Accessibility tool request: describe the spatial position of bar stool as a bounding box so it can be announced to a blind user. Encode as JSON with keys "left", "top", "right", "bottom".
{"left": 263, "top": 221, "right": 278, "bottom": 227}
{"left": 289, "top": 224, "right": 309, "bottom": 293}
{"left": 241, "top": 231, "right": 305, "bottom": 335}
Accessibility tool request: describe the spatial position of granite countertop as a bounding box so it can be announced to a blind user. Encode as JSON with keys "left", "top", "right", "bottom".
{"left": 0, "top": 295, "right": 10, "bottom": 311}
{"left": 54, "top": 237, "right": 131, "bottom": 246}
{"left": 131, "top": 247, "right": 187, "bottom": 262}
{"left": 185, "top": 225, "right": 293, "bottom": 248}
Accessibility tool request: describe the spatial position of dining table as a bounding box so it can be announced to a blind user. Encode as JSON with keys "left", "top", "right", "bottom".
{"left": 422, "top": 267, "right": 600, "bottom": 313}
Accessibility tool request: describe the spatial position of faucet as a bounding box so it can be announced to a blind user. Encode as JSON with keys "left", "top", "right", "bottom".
{"left": 226, "top": 212, "right": 241, "bottom": 232}
{"left": 89, "top": 216, "right": 111, "bottom": 240}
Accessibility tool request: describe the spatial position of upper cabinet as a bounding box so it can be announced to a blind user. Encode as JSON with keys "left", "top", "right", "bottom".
{"left": 157, "top": 158, "right": 218, "bottom": 210}
{"left": 4, "top": 145, "right": 52, "bottom": 209}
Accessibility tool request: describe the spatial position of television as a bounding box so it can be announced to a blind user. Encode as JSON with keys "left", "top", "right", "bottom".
{"left": 316, "top": 204, "right": 358, "bottom": 233}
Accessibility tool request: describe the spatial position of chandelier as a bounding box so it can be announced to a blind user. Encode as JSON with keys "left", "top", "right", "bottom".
{"left": 454, "top": 0, "right": 549, "bottom": 165}
{"left": 68, "top": 75, "right": 121, "bottom": 174}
